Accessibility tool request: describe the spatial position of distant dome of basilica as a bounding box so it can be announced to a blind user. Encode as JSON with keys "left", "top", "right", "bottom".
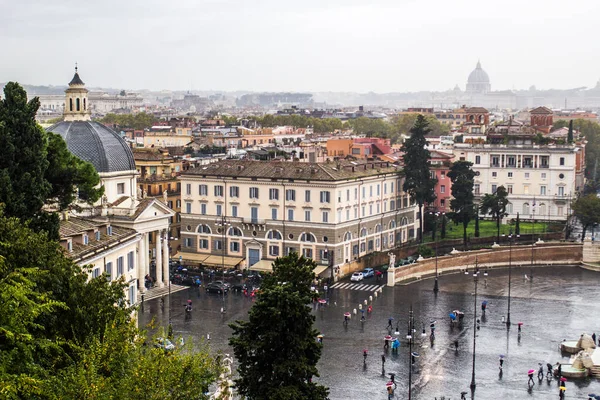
{"left": 46, "top": 68, "right": 136, "bottom": 174}
{"left": 466, "top": 60, "right": 491, "bottom": 94}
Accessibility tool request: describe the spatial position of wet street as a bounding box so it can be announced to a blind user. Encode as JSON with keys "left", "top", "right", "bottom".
{"left": 139, "top": 266, "right": 600, "bottom": 399}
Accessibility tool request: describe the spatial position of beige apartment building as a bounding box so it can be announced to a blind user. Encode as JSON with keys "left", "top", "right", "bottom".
{"left": 178, "top": 160, "right": 419, "bottom": 276}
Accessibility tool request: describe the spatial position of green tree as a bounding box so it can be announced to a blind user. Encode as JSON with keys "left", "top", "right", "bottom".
{"left": 568, "top": 120, "right": 574, "bottom": 144}
{"left": 474, "top": 212, "right": 480, "bottom": 237}
{"left": 229, "top": 252, "right": 328, "bottom": 400}
{"left": 391, "top": 113, "right": 449, "bottom": 143}
{"left": 515, "top": 212, "right": 521, "bottom": 235}
{"left": 401, "top": 115, "right": 437, "bottom": 243}
{"left": 0, "top": 83, "right": 51, "bottom": 232}
{"left": 571, "top": 194, "right": 600, "bottom": 242}
{"left": 447, "top": 161, "right": 476, "bottom": 250}
{"left": 346, "top": 117, "right": 390, "bottom": 137}
{"left": 479, "top": 186, "right": 510, "bottom": 243}
{"left": 99, "top": 112, "right": 157, "bottom": 130}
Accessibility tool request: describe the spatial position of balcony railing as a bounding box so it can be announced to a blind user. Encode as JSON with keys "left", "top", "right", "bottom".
{"left": 243, "top": 217, "right": 265, "bottom": 225}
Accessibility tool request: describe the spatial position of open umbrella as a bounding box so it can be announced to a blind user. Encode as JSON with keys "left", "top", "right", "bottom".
{"left": 386, "top": 381, "right": 394, "bottom": 387}
{"left": 449, "top": 313, "right": 456, "bottom": 320}
{"left": 317, "top": 334, "right": 323, "bottom": 339}
{"left": 384, "top": 335, "right": 392, "bottom": 340}
{"left": 499, "top": 354, "right": 505, "bottom": 358}
{"left": 318, "top": 299, "right": 327, "bottom": 304}
{"left": 560, "top": 377, "right": 567, "bottom": 382}
{"left": 528, "top": 369, "right": 535, "bottom": 374}
{"left": 344, "top": 312, "right": 351, "bottom": 317}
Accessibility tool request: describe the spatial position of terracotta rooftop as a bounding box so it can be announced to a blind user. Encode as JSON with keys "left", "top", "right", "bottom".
{"left": 465, "top": 107, "right": 489, "bottom": 113}
{"left": 182, "top": 160, "right": 400, "bottom": 181}
{"left": 530, "top": 106, "right": 553, "bottom": 114}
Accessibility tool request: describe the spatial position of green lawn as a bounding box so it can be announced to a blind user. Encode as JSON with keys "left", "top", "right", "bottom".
{"left": 424, "top": 220, "right": 563, "bottom": 242}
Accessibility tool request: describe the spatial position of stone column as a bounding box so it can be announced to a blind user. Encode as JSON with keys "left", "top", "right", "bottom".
{"left": 162, "top": 229, "right": 169, "bottom": 287}
{"left": 138, "top": 233, "right": 146, "bottom": 293}
{"left": 155, "top": 231, "right": 164, "bottom": 287}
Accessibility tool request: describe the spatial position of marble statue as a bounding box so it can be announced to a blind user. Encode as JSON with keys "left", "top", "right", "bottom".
{"left": 163, "top": 190, "right": 168, "bottom": 204}
{"left": 388, "top": 252, "right": 396, "bottom": 269}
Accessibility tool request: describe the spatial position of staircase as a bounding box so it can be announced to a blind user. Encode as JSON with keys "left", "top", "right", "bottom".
{"left": 137, "top": 284, "right": 189, "bottom": 303}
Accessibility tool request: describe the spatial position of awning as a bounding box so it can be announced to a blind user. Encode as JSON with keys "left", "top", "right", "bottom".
{"left": 173, "top": 252, "right": 243, "bottom": 269}
{"left": 249, "top": 259, "right": 274, "bottom": 272}
{"left": 313, "top": 265, "right": 329, "bottom": 276}
{"left": 202, "top": 255, "right": 244, "bottom": 268}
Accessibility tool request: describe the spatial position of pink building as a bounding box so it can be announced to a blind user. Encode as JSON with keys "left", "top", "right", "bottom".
{"left": 428, "top": 150, "right": 454, "bottom": 212}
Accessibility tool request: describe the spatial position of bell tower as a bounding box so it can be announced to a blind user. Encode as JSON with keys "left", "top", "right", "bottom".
{"left": 63, "top": 63, "right": 91, "bottom": 122}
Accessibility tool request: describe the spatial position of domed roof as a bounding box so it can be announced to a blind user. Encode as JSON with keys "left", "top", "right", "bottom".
{"left": 47, "top": 121, "right": 136, "bottom": 173}
{"left": 467, "top": 61, "right": 490, "bottom": 84}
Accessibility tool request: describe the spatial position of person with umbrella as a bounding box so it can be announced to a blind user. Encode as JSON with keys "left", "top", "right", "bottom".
{"left": 559, "top": 378, "right": 566, "bottom": 399}
{"left": 499, "top": 355, "right": 505, "bottom": 370}
{"left": 528, "top": 369, "right": 536, "bottom": 386}
{"left": 387, "top": 316, "right": 394, "bottom": 329}
{"left": 481, "top": 300, "right": 488, "bottom": 313}
{"left": 363, "top": 349, "right": 368, "bottom": 364}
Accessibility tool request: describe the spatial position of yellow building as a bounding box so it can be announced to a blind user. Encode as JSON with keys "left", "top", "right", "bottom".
{"left": 141, "top": 126, "right": 192, "bottom": 148}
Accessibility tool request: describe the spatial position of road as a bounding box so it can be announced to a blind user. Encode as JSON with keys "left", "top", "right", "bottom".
{"left": 139, "top": 266, "right": 600, "bottom": 399}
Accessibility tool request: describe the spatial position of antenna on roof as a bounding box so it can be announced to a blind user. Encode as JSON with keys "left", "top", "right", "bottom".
{"left": 75, "top": 62, "right": 78, "bottom": 73}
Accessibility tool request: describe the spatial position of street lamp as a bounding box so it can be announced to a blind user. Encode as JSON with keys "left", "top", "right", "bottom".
{"left": 215, "top": 215, "right": 231, "bottom": 312}
{"left": 502, "top": 233, "right": 519, "bottom": 328}
{"left": 428, "top": 211, "right": 445, "bottom": 294}
{"left": 407, "top": 305, "right": 414, "bottom": 400}
{"left": 470, "top": 259, "right": 479, "bottom": 390}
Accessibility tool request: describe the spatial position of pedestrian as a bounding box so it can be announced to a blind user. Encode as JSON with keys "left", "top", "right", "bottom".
{"left": 593, "top": 333, "right": 597, "bottom": 345}
{"left": 559, "top": 385, "right": 565, "bottom": 399}
{"left": 557, "top": 362, "right": 562, "bottom": 377}
{"left": 360, "top": 310, "right": 366, "bottom": 322}
{"left": 367, "top": 305, "right": 372, "bottom": 313}
{"left": 518, "top": 322, "right": 523, "bottom": 332}
{"left": 499, "top": 355, "right": 504, "bottom": 370}
{"left": 387, "top": 385, "right": 394, "bottom": 400}
{"left": 528, "top": 370, "right": 535, "bottom": 386}
{"left": 387, "top": 317, "right": 393, "bottom": 329}
{"left": 381, "top": 354, "right": 386, "bottom": 367}
{"left": 454, "top": 340, "right": 459, "bottom": 351}
{"left": 363, "top": 349, "right": 368, "bottom": 364}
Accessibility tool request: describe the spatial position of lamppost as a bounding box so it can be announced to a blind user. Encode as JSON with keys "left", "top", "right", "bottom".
{"left": 470, "top": 258, "right": 479, "bottom": 390}
{"left": 502, "top": 232, "right": 519, "bottom": 328}
{"left": 215, "top": 215, "right": 230, "bottom": 312}
{"left": 428, "top": 211, "right": 445, "bottom": 293}
{"left": 407, "top": 305, "right": 414, "bottom": 400}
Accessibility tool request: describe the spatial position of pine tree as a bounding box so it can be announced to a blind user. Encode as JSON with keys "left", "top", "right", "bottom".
{"left": 568, "top": 120, "right": 574, "bottom": 144}
{"left": 401, "top": 115, "right": 437, "bottom": 243}
{"left": 447, "top": 161, "right": 476, "bottom": 250}
{"left": 515, "top": 212, "right": 521, "bottom": 235}
{"left": 474, "top": 212, "right": 480, "bottom": 238}
{"left": 229, "top": 253, "right": 328, "bottom": 400}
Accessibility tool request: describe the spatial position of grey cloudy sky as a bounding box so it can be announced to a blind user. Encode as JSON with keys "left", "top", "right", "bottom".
{"left": 1, "top": 0, "right": 598, "bottom": 93}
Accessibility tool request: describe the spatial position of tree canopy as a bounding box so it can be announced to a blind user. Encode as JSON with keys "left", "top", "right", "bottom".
{"left": 571, "top": 194, "right": 600, "bottom": 242}
{"left": 0, "top": 211, "right": 220, "bottom": 399}
{"left": 479, "top": 185, "right": 510, "bottom": 243}
{"left": 0, "top": 82, "right": 102, "bottom": 239}
{"left": 229, "top": 252, "right": 328, "bottom": 400}
{"left": 98, "top": 112, "right": 158, "bottom": 130}
{"left": 447, "top": 160, "right": 476, "bottom": 249}
{"left": 401, "top": 115, "right": 437, "bottom": 243}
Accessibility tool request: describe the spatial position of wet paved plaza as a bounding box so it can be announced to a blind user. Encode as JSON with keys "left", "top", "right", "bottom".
{"left": 139, "top": 265, "right": 600, "bottom": 399}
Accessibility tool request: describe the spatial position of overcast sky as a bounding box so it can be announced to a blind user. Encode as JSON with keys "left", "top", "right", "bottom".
{"left": 1, "top": 0, "right": 598, "bottom": 93}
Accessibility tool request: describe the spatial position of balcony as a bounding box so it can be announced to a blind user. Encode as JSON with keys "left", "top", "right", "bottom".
{"left": 243, "top": 217, "right": 265, "bottom": 225}
{"left": 138, "top": 172, "right": 181, "bottom": 183}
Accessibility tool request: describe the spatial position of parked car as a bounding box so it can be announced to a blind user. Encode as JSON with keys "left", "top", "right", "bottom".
{"left": 351, "top": 272, "right": 364, "bottom": 282}
{"left": 362, "top": 268, "right": 374, "bottom": 278}
{"left": 206, "top": 282, "right": 228, "bottom": 294}
{"left": 212, "top": 280, "right": 231, "bottom": 289}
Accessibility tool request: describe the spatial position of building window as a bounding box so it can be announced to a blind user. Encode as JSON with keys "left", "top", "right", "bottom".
{"left": 300, "top": 232, "right": 316, "bottom": 242}
{"left": 286, "top": 189, "right": 296, "bottom": 201}
{"left": 354, "top": 188, "right": 358, "bottom": 199}
{"left": 369, "top": 205, "right": 373, "bottom": 215}
{"left": 199, "top": 238, "right": 209, "bottom": 249}
{"left": 507, "top": 185, "right": 513, "bottom": 194}
{"left": 230, "top": 241, "right": 240, "bottom": 252}
{"left": 184, "top": 237, "right": 193, "bottom": 247}
{"left": 216, "top": 204, "right": 222, "bottom": 216}
{"left": 540, "top": 186, "right": 546, "bottom": 195}
{"left": 186, "top": 184, "right": 191, "bottom": 195}
{"left": 369, "top": 186, "right": 373, "bottom": 197}
{"left": 525, "top": 172, "right": 530, "bottom": 179}
{"left": 390, "top": 200, "right": 395, "bottom": 210}
{"left": 127, "top": 251, "right": 134, "bottom": 271}
{"left": 117, "top": 256, "right": 124, "bottom": 276}
{"left": 95, "top": 231, "right": 101, "bottom": 241}
{"left": 269, "top": 188, "right": 279, "bottom": 200}
{"left": 199, "top": 184, "right": 208, "bottom": 196}
{"left": 269, "top": 245, "right": 279, "bottom": 256}
{"left": 186, "top": 202, "right": 192, "bottom": 214}
{"left": 508, "top": 172, "right": 513, "bottom": 178}
{"left": 117, "top": 183, "right": 125, "bottom": 194}
{"left": 507, "top": 156, "right": 516, "bottom": 167}
{"left": 305, "top": 210, "right": 311, "bottom": 221}
{"left": 346, "top": 209, "right": 350, "bottom": 220}
{"left": 176, "top": 199, "right": 181, "bottom": 208}
{"left": 92, "top": 268, "right": 100, "bottom": 278}
{"left": 271, "top": 208, "right": 278, "bottom": 220}
{"left": 362, "top": 187, "right": 366, "bottom": 199}
{"left": 83, "top": 234, "right": 89, "bottom": 245}
{"left": 560, "top": 157, "right": 565, "bottom": 166}
{"left": 198, "top": 224, "right": 211, "bottom": 233}
{"left": 305, "top": 190, "right": 311, "bottom": 202}
{"left": 200, "top": 203, "right": 206, "bottom": 215}
{"left": 107, "top": 226, "right": 112, "bottom": 236}
{"left": 347, "top": 189, "right": 351, "bottom": 200}
{"left": 491, "top": 156, "right": 500, "bottom": 167}
{"left": 492, "top": 172, "right": 497, "bottom": 178}
{"left": 231, "top": 205, "right": 238, "bottom": 217}
{"left": 303, "top": 248, "right": 313, "bottom": 259}
{"left": 320, "top": 191, "right": 330, "bottom": 203}
{"left": 440, "top": 185, "right": 445, "bottom": 193}
{"left": 491, "top": 184, "right": 497, "bottom": 193}
{"left": 267, "top": 230, "right": 282, "bottom": 240}
{"left": 541, "top": 173, "right": 547, "bottom": 179}
{"left": 249, "top": 187, "right": 259, "bottom": 199}
{"left": 558, "top": 186, "right": 565, "bottom": 196}
{"left": 214, "top": 185, "right": 224, "bottom": 197}
{"left": 230, "top": 186, "right": 239, "bottom": 198}
{"left": 214, "top": 240, "right": 223, "bottom": 250}
{"left": 288, "top": 209, "right": 294, "bottom": 221}
{"left": 105, "top": 262, "right": 112, "bottom": 281}
{"left": 322, "top": 211, "right": 329, "bottom": 223}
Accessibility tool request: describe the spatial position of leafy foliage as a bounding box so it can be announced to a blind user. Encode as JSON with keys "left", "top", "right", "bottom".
{"left": 447, "top": 161, "right": 476, "bottom": 249}
{"left": 571, "top": 194, "right": 600, "bottom": 242}
{"left": 479, "top": 185, "right": 509, "bottom": 243}
{"left": 401, "top": 115, "right": 437, "bottom": 243}
{"left": 98, "top": 112, "right": 157, "bottom": 130}
{"left": 229, "top": 252, "right": 328, "bottom": 400}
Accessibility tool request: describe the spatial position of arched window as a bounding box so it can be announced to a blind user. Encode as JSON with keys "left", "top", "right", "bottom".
{"left": 388, "top": 220, "right": 396, "bottom": 229}
{"left": 300, "top": 232, "right": 316, "bottom": 242}
{"left": 375, "top": 224, "right": 382, "bottom": 233}
{"left": 228, "top": 227, "right": 243, "bottom": 237}
{"left": 343, "top": 232, "right": 352, "bottom": 241}
{"left": 267, "top": 230, "right": 282, "bottom": 240}
{"left": 360, "top": 228, "right": 367, "bottom": 237}
{"left": 76, "top": 98, "right": 80, "bottom": 111}
{"left": 523, "top": 203, "right": 530, "bottom": 215}
{"left": 83, "top": 98, "right": 86, "bottom": 110}
{"left": 401, "top": 217, "right": 408, "bottom": 226}
{"left": 539, "top": 203, "right": 546, "bottom": 216}
{"left": 69, "top": 98, "right": 73, "bottom": 111}
{"left": 197, "top": 224, "right": 211, "bottom": 234}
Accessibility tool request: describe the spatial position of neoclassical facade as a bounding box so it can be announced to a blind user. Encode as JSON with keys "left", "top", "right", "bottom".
{"left": 50, "top": 68, "right": 174, "bottom": 304}
{"left": 178, "top": 160, "right": 419, "bottom": 276}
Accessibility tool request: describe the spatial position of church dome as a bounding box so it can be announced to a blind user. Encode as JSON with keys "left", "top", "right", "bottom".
{"left": 47, "top": 121, "right": 136, "bottom": 173}
{"left": 468, "top": 61, "right": 490, "bottom": 84}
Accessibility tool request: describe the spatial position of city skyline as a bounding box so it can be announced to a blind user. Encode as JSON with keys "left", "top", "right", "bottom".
{"left": 2, "top": 0, "right": 600, "bottom": 93}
